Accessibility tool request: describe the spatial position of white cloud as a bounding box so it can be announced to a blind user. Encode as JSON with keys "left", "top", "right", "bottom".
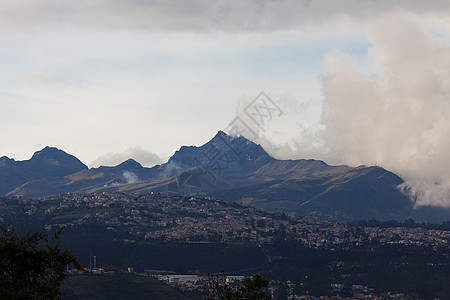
{"left": 311, "top": 16, "right": 450, "bottom": 207}
{"left": 228, "top": 14, "right": 450, "bottom": 208}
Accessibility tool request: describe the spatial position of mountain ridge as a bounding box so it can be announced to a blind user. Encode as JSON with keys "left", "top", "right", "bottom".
{"left": 2, "top": 132, "right": 450, "bottom": 222}
{"left": 0, "top": 146, "right": 87, "bottom": 195}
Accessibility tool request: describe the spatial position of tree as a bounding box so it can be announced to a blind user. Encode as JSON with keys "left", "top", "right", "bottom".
{"left": 0, "top": 226, "right": 81, "bottom": 299}
{"left": 205, "top": 273, "right": 271, "bottom": 300}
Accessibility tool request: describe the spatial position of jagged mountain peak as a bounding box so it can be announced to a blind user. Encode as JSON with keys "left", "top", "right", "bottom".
{"left": 212, "top": 131, "right": 272, "bottom": 163}
{"left": 211, "top": 130, "right": 251, "bottom": 146}
{"left": 167, "top": 130, "right": 272, "bottom": 168}
{"left": 205, "top": 130, "right": 271, "bottom": 159}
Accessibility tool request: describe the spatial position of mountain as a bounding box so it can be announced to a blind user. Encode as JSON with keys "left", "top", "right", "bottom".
{"left": 26, "top": 146, "right": 88, "bottom": 177}
{"left": 0, "top": 147, "right": 87, "bottom": 195}
{"left": 98, "top": 158, "right": 143, "bottom": 171}
{"left": 2, "top": 132, "right": 450, "bottom": 222}
{"left": 6, "top": 157, "right": 159, "bottom": 197}
{"left": 161, "top": 131, "right": 274, "bottom": 178}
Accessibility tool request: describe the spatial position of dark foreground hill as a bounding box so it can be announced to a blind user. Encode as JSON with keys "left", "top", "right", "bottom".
{"left": 3, "top": 192, "right": 450, "bottom": 299}
{"left": 3, "top": 131, "right": 450, "bottom": 222}
{"left": 62, "top": 274, "right": 188, "bottom": 300}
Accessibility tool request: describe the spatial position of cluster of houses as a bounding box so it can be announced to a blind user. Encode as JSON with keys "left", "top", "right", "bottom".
{"left": 0, "top": 192, "right": 448, "bottom": 249}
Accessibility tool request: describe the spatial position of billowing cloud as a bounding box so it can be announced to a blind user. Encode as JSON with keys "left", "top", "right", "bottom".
{"left": 227, "top": 14, "right": 450, "bottom": 208}
{"left": 226, "top": 93, "right": 323, "bottom": 161}
{"left": 91, "top": 146, "right": 162, "bottom": 168}
{"left": 315, "top": 16, "right": 450, "bottom": 207}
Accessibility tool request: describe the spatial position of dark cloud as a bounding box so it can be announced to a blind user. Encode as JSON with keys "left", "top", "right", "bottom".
{"left": 1, "top": 0, "right": 450, "bottom": 33}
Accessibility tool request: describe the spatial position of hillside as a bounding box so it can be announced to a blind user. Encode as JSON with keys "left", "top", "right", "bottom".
{"left": 2, "top": 192, "right": 450, "bottom": 299}
{"left": 62, "top": 274, "right": 188, "bottom": 300}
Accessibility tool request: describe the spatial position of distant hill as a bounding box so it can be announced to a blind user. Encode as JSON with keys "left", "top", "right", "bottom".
{"left": 2, "top": 131, "right": 450, "bottom": 222}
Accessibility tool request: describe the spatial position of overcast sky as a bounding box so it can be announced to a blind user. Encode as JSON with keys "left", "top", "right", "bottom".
{"left": 2, "top": 1, "right": 450, "bottom": 206}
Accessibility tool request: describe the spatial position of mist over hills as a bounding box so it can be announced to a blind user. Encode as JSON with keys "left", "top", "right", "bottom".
{"left": 2, "top": 131, "right": 450, "bottom": 222}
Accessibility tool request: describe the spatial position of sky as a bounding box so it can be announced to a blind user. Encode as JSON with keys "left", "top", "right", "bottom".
{"left": 2, "top": 1, "right": 450, "bottom": 206}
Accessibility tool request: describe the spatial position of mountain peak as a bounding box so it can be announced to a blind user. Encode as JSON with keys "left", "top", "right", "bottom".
{"left": 214, "top": 130, "right": 228, "bottom": 138}
{"left": 116, "top": 159, "right": 143, "bottom": 170}
{"left": 0, "top": 156, "right": 14, "bottom": 167}
{"left": 31, "top": 146, "right": 64, "bottom": 159}
{"left": 209, "top": 130, "right": 271, "bottom": 161}
{"left": 28, "top": 146, "right": 87, "bottom": 176}
{"left": 212, "top": 130, "right": 245, "bottom": 142}
{"left": 164, "top": 130, "right": 273, "bottom": 179}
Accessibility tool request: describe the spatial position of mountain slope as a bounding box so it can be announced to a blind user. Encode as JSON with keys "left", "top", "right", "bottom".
{"left": 0, "top": 147, "right": 87, "bottom": 195}
{"left": 3, "top": 132, "right": 450, "bottom": 222}
{"left": 6, "top": 158, "right": 159, "bottom": 198}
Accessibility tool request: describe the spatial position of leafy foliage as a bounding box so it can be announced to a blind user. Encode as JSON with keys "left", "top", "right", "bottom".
{"left": 205, "top": 273, "right": 271, "bottom": 300}
{"left": 0, "top": 227, "right": 81, "bottom": 299}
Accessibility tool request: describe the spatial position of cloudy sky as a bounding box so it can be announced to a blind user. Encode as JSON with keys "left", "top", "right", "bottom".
{"left": 2, "top": 1, "right": 450, "bottom": 206}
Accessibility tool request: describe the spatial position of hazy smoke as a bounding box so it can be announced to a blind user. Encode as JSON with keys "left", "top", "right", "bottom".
{"left": 91, "top": 146, "right": 162, "bottom": 168}
{"left": 123, "top": 171, "right": 139, "bottom": 184}
{"left": 313, "top": 16, "right": 450, "bottom": 207}
{"left": 107, "top": 171, "right": 139, "bottom": 186}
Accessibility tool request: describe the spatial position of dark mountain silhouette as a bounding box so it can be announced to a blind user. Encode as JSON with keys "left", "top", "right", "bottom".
{"left": 2, "top": 132, "right": 450, "bottom": 222}
{"left": 0, "top": 147, "right": 87, "bottom": 195}
{"left": 98, "top": 159, "right": 143, "bottom": 171}
{"left": 26, "top": 146, "right": 88, "bottom": 176}
{"left": 161, "top": 131, "right": 274, "bottom": 178}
